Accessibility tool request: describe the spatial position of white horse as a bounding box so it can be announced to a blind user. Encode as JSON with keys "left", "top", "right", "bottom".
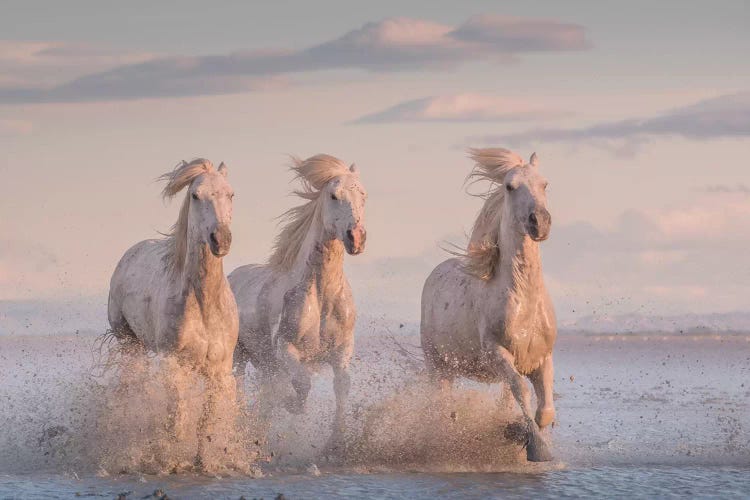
{"left": 108, "top": 159, "right": 238, "bottom": 464}
{"left": 420, "top": 148, "right": 556, "bottom": 462}
{"left": 229, "top": 154, "right": 366, "bottom": 450}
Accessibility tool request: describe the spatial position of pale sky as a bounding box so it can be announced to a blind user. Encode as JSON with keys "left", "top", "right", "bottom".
{"left": 1, "top": 0, "right": 748, "bottom": 322}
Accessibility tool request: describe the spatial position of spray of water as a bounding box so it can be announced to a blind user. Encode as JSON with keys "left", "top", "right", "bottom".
{"left": 1, "top": 331, "right": 539, "bottom": 477}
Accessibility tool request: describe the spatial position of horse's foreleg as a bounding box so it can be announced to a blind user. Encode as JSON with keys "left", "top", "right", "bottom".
{"left": 324, "top": 348, "right": 352, "bottom": 458}
{"left": 195, "top": 374, "right": 236, "bottom": 471}
{"left": 529, "top": 354, "right": 555, "bottom": 429}
{"left": 194, "top": 388, "right": 215, "bottom": 471}
{"left": 277, "top": 342, "right": 311, "bottom": 414}
{"left": 166, "top": 369, "right": 189, "bottom": 442}
{"left": 331, "top": 362, "right": 351, "bottom": 438}
{"left": 491, "top": 346, "right": 552, "bottom": 462}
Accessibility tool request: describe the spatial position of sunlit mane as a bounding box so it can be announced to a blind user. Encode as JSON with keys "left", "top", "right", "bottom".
{"left": 157, "top": 158, "right": 215, "bottom": 272}
{"left": 269, "top": 154, "right": 352, "bottom": 270}
{"left": 460, "top": 148, "right": 525, "bottom": 280}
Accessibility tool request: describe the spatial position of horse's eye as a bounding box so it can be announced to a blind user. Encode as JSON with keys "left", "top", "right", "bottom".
{"left": 506, "top": 184, "right": 514, "bottom": 192}
{"left": 543, "top": 182, "right": 549, "bottom": 190}
{"left": 230, "top": 193, "right": 235, "bottom": 200}
{"left": 331, "top": 194, "right": 338, "bottom": 201}
{"left": 191, "top": 193, "right": 199, "bottom": 200}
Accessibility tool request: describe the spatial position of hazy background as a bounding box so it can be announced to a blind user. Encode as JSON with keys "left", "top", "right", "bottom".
{"left": 1, "top": 0, "right": 748, "bottom": 333}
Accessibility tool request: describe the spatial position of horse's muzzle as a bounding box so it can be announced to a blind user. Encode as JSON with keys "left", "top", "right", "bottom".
{"left": 527, "top": 209, "right": 551, "bottom": 241}
{"left": 344, "top": 224, "right": 366, "bottom": 255}
{"left": 209, "top": 226, "right": 232, "bottom": 257}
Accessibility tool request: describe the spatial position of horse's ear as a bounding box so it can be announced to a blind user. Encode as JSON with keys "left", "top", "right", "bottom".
{"left": 529, "top": 152, "right": 538, "bottom": 167}
{"left": 349, "top": 163, "right": 358, "bottom": 173}
{"left": 218, "top": 162, "right": 228, "bottom": 177}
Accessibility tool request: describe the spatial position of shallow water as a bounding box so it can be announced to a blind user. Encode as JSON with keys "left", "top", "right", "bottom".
{"left": 2, "top": 465, "right": 750, "bottom": 499}
{"left": 0, "top": 332, "right": 748, "bottom": 498}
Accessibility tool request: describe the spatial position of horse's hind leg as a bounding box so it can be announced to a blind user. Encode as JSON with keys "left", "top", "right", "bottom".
{"left": 421, "top": 336, "right": 454, "bottom": 393}
{"left": 107, "top": 297, "right": 143, "bottom": 355}
{"left": 529, "top": 354, "right": 555, "bottom": 429}
{"left": 490, "top": 345, "right": 552, "bottom": 462}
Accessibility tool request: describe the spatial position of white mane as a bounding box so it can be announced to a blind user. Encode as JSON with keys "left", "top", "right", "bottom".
{"left": 157, "top": 158, "right": 215, "bottom": 273}
{"left": 269, "top": 154, "right": 352, "bottom": 270}
{"left": 460, "top": 148, "right": 525, "bottom": 280}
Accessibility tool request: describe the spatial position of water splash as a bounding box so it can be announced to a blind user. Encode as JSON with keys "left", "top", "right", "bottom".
{"left": 1, "top": 332, "right": 539, "bottom": 477}
{"left": 0, "top": 335, "right": 262, "bottom": 476}
{"left": 67, "top": 353, "right": 262, "bottom": 475}
{"left": 345, "top": 382, "right": 529, "bottom": 471}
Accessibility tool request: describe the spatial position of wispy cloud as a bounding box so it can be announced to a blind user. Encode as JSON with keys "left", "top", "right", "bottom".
{"left": 0, "top": 40, "right": 155, "bottom": 87}
{"left": 0, "top": 15, "right": 589, "bottom": 104}
{"left": 352, "top": 93, "right": 568, "bottom": 124}
{"left": 471, "top": 91, "right": 750, "bottom": 149}
{"left": 450, "top": 14, "right": 590, "bottom": 51}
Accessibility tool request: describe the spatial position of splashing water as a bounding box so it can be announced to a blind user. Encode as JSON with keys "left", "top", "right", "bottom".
{"left": 0, "top": 330, "right": 541, "bottom": 479}
{"left": 248, "top": 333, "right": 532, "bottom": 473}
{"left": 1, "top": 329, "right": 749, "bottom": 498}
{"left": 345, "top": 383, "right": 529, "bottom": 471}
{"left": 70, "top": 352, "right": 263, "bottom": 476}
{"left": 0, "top": 334, "right": 262, "bottom": 476}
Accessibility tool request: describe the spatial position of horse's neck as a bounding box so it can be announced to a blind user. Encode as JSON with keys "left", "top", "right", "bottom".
{"left": 293, "top": 217, "right": 345, "bottom": 296}
{"left": 182, "top": 242, "right": 225, "bottom": 308}
{"left": 496, "top": 227, "right": 544, "bottom": 298}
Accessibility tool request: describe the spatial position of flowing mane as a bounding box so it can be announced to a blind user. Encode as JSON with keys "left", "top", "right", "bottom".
{"left": 269, "top": 154, "right": 352, "bottom": 270}
{"left": 460, "top": 148, "right": 525, "bottom": 280}
{"left": 157, "top": 158, "right": 215, "bottom": 272}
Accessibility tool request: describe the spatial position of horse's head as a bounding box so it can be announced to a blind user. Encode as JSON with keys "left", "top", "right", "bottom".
{"left": 503, "top": 153, "right": 551, "bottom": 241}
{"left": 322, "top": 164, "right": 367, "bottom": 255}
{"left": 188, "top": 162, "right": 234, "bottom": 257}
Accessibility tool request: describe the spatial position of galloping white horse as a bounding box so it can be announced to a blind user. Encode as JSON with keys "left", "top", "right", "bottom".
{"left": 420, "top": 148, "right": 556, "bottom": 462}
{"left": 229, "top": 154, "right": 366, "bottom": 449}
{"left": 108, "top": 159, "right": 238, "bottom": 463}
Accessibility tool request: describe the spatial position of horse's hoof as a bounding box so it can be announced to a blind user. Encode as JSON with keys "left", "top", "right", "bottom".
{"left": 525, "top": 432, "right": 553, "bottom": 462}
{"left": 535, "top": 407, "right": 556, "bottom": 429}
{"left": 193, "top": 454, "right": 205, "bottom": 471}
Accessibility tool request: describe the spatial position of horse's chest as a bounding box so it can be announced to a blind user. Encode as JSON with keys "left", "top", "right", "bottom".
{"left": 485, "top": 293, "right": 554, "bottom": 374}
{"left": 293, "top": 290, "right": 353, "bottom": 355}
{"left": 320, "top": 299, "right": 353, "bottom": 339}
{"left": 174, "top": 296, "right": 237, "bottom": 366}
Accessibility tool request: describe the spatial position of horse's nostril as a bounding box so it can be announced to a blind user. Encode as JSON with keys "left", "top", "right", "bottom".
{"left": 346, "top": 229, "right": 354, "bottom": 241}
{"left": 210, "top": 232, "right": 219, "bottom": 246}
{"left": 529, "top": 213, "right": 538, "bottom": 225}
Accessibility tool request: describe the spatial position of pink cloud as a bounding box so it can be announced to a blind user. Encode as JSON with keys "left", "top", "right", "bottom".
{"left": 0, "top": 15, "right": 590, "bottom": 104}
